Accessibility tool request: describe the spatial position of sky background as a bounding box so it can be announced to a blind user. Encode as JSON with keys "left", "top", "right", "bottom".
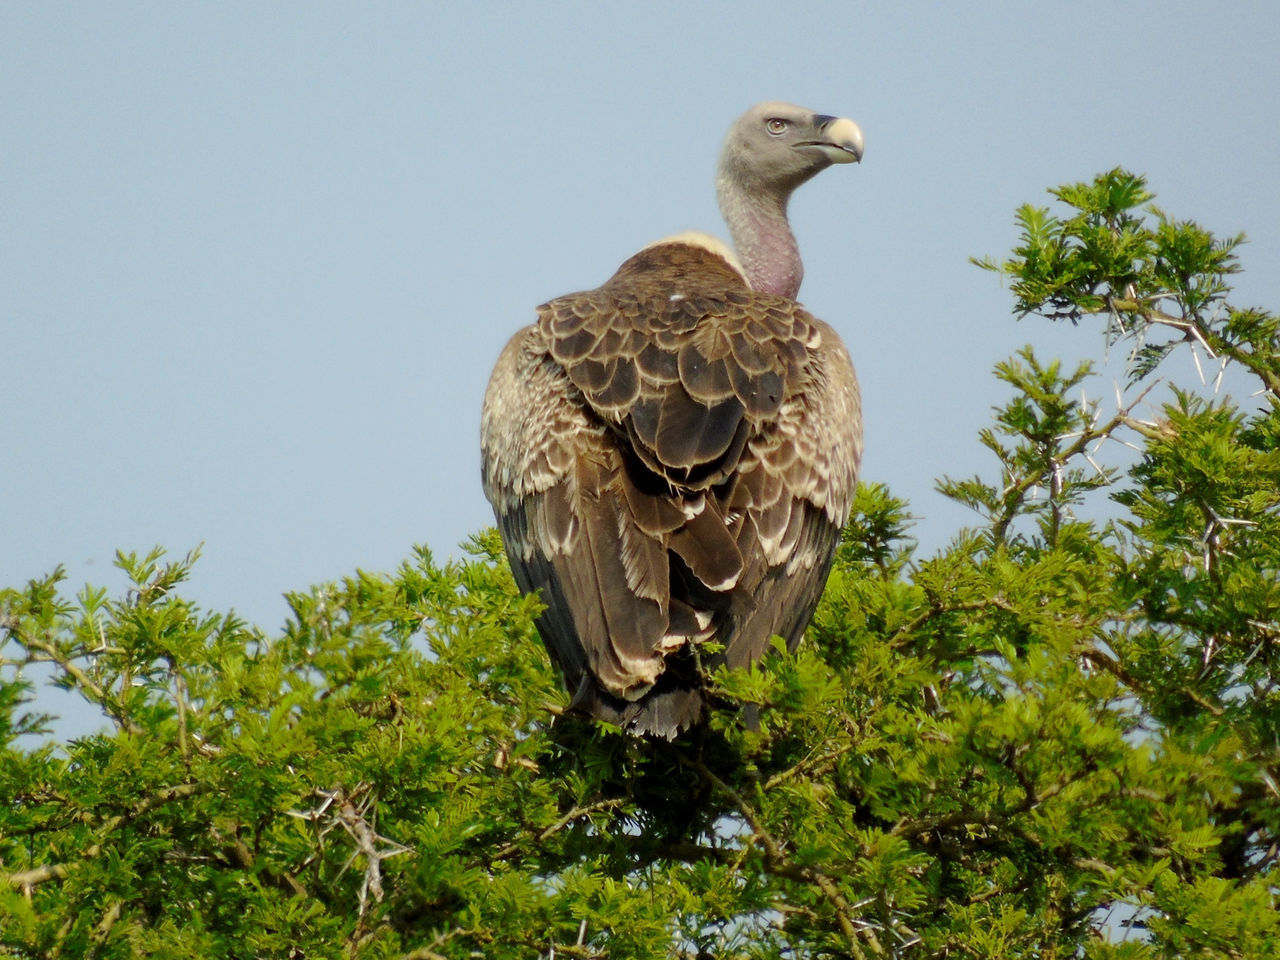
{"left": 4, "top": 2, "right": 1279, "bottom": 736}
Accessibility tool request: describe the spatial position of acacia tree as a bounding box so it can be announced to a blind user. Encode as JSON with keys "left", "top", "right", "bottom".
{"left": 2, "top": 171, "right": 1277, "bottom": 959}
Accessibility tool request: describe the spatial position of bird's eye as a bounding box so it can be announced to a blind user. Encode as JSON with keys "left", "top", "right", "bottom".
{"left": 766, "top": 118, "right": 788, "bottom": 136}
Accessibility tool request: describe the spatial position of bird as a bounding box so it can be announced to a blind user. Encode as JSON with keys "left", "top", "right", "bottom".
{"left": 481, "top": 102, "right": 864, "bottom": 738}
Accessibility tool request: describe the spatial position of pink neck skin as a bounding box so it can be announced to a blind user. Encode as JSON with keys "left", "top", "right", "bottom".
{"left": 718, "top": 177, "right": 803, "bottom": 300}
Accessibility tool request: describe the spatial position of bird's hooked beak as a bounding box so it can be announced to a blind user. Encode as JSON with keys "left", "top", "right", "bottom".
{"left": 807, "top": 115, "right": 864, "bottom": 164}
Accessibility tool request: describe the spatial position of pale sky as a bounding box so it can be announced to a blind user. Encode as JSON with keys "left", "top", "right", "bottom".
{"left": 4, "top": 2, "right": 1279, "bottom": 734}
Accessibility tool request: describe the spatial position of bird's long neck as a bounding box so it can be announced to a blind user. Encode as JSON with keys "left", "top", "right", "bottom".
{"left": 717, "top": 173, "right": 802, "bottom": 300}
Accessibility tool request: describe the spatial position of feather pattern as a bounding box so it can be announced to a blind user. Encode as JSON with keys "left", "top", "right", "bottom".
{"left": 481, "top": 102, "right": 864, "bottom": 738}
{"left": 482, "top": 241, "right": 861, "bottom": 737}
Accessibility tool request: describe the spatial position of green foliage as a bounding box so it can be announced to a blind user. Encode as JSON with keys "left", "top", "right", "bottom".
{"left": 972, "top": 168, "right": 1279, "bottom": 395}
{"left": 3, "top": 171, "right": 1277, "bottom": 958}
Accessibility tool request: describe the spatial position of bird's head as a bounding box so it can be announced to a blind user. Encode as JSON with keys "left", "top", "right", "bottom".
{"left": 719, "top": 101, "right": 864, "bottom": 195}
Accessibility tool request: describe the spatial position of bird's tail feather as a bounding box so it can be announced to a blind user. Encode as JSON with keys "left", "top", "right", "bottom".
{"left": 567, "top": 675, "right": 707, "bottom": 740}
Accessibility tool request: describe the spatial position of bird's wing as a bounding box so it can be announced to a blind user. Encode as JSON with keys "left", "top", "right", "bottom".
{"left": 482, "top": 327, "right": 676, "bottom": 703}
{"left": 482, "top": 240, "right": 860, "bottom": 735}
{"left": 712, "top": 317, "right": 862, "bottom": 668}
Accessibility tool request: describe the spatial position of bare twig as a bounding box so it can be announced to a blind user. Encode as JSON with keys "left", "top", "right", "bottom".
{"left": 991, "top": 379, "right": 1159, "bottom": 544}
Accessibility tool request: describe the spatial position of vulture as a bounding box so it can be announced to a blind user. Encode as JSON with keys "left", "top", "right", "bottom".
{"left": 481, "top": 102, "right": 864, "bottom": 738}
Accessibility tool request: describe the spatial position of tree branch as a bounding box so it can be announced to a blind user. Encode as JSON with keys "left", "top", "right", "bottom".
{"left": 1083, "top": 643, "right": 1225, "bottom": 718}
{"left": 4, "top": 782, "right": 209, "bottom": 892}
{"left": 888, "top": 597, "right": 1018, "bottom": 648}
{"left": 691, "top": 758, "right": 882, "bottom": 959}
{"left": 991, "top": 381, "right": 1157, "bottom": 544}
{"left": 17, "top": 631, "right": 142, "bottom": 735}
{"left": 490, "top": 798, "right": 624, "bottom": 862}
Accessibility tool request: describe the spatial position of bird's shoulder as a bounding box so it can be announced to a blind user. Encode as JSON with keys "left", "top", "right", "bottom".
{"left": 485, "top": 234, "right": 859, "bottom": 505}
{"left": 535, "top": 236, "right": 834, "bottom": 418}
{"left": 480, "top": 325, "right": 603, "bottom": 509}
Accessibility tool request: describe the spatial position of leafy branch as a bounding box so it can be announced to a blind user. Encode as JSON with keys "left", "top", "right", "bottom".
{"left": 974, "top": 168, "right": 1279, "bottom": 396}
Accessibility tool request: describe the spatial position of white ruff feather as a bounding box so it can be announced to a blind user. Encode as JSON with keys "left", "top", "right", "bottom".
{"left": 641, "top": 231, "right": 750, "bottom": 286}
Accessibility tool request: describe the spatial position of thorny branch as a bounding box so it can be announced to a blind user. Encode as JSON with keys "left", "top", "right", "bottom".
{"left": 3, "top": 619, "right": 143, "bottom": 736}
{"left": 1106, "top": 296, "right": 1280, "bottom": 398}
{"left": 287, "top": 785, "right": 412, "bottom": 922}
{"left": 991, "top": 380, "right": 1158, "bottom": 545}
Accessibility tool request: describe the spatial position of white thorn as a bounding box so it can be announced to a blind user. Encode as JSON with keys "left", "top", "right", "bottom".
{"left": 1212, "top": 358, "right": 1228, "bottom": 395}
{"left": 1190, "top": 344, "right": 1206, "bottom": 385}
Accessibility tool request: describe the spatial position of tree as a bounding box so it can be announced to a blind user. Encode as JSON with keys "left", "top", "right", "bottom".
{"left": 2, "top": 171, "right": 1277, "bottom": 959}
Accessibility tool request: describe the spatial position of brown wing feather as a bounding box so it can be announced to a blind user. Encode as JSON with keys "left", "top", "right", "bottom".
{"left": 481, "top": 240, "right": 861, "bottom": 738}
{"left": 482, "top": 333, "right": 672, "bottom": 699}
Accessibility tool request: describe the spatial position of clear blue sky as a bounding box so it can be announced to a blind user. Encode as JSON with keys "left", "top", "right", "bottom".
{"left": 4, "top": 3, "right": 1279, "bottom": 732}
